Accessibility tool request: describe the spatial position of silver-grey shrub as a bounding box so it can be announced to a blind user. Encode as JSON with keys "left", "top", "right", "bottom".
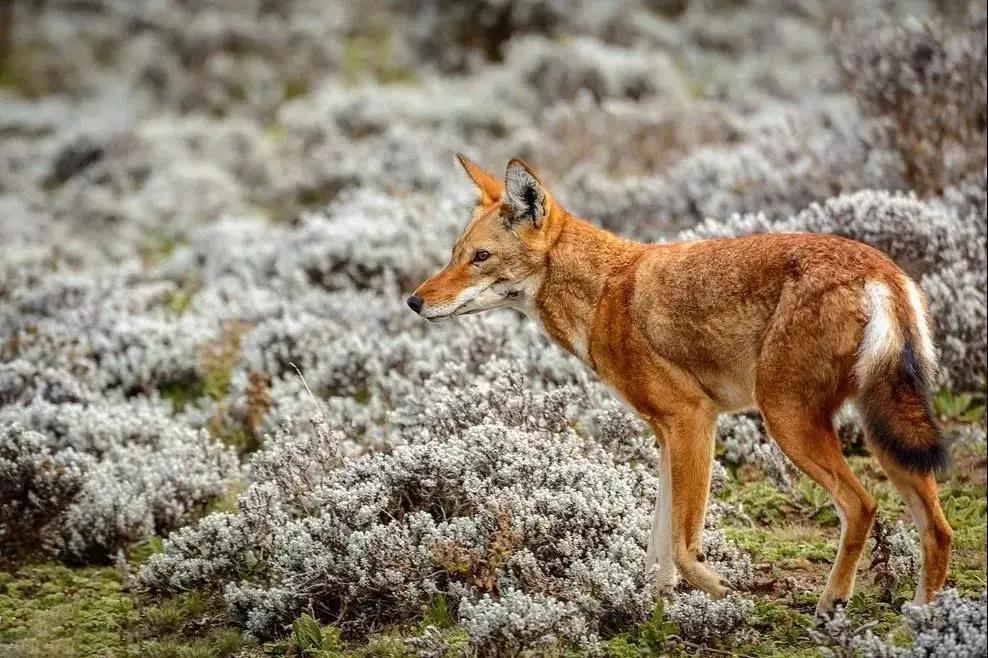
{"left": 0, "top": 424, "right": 91, "bottom": 559}
{"left": 665, "top": 591, "right": 754, "bottom": 645}
{"left": 814, "top": 588, "right": 987, "bottom": 658}
{"left": 0, "top": 403, "right": 239, "bottom": 561}
{"left": 141, "top": 417, "right": 667, "bottom": 645}
{"left": 838, "top": 8, "right": 987, "bottom": 194}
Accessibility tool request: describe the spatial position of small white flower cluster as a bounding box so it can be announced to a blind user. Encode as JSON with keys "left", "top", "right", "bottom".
{"left": 458, "top": 588, "right": 592, "bottom": 654}
{"left": 2, "top": 269, "right": 220, "bottom": 397}
{"left": 503, "top": 35, "right": 686, "bottom": 107}
{"left": 886, "top": 525, "right": 922, "bottom": 586}
{"left": 665, "top": 590, "right": 755, "bottom": 644}
{"left": 698, "top": 526, "right": 754, "bottom": 592}
{"left": 893, "top": 589, "right": 988, "bottom": 658}
{"left": 565, "top": 98, "right": 906, "bottom": 241}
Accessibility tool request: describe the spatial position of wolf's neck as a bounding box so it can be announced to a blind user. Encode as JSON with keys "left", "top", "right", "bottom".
{"left": 532, "top": 215, "right": 646, "bottom": 364}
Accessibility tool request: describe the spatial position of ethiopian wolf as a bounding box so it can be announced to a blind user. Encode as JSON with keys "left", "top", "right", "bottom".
{"left": 407, "top": 155, "right": 952, "bottom": 616}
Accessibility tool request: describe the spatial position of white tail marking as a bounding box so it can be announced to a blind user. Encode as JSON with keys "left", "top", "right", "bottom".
{"left": 855, "top": 281, "right": 902, "bottom": 386}
{"left": 902, "top": 277, "right": 937, "bottom": 385}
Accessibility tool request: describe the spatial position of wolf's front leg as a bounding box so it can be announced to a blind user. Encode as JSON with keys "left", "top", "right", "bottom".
{"left": 658, "top": 409, "right": 731, "bottom": 598}
{"left": 645, "top": 449, "right": 678, "bottom": 595}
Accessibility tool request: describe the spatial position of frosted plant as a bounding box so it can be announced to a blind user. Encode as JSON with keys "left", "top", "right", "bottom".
{"left": 388, "top": 0, "right": 643, "bottom": 72}
{"left": 814, "top": 589, "right": 988, "bottom": 658}
{"left": 566, "top": 99, "right": 905, "bottom": 240}
{"left": 892, "top": 589, "right": 987, "bottom": 657}
{"left": 502, "top": 35, "right": 686, "bottom": 106}
{"left": 0, "top": 360, "right": 91, "bottom": 407}
{"left": 0, "top": 424, "right": 91, "bottom": 559}
{"left": 838, "top": 8, "right": 987, "bottom": 193}
{"left": 665, "top": 590, "right": 754, "bottom": 644}
{"left": 810, "top": 604, "right": 868, "bottom": 658}
{"left": 272, "top": 187, "right": 464, "bottom": 293}
{"left": 138, "top": 512, "right": 253, "bottom": 592}
{"left": 2, "top": 277, "right": 220, "bottom": 397}
{"left": 921, "top": 262, "right": 988, "bottom": 390}
{"left": 717, "top": 413, "right": 795, "bottom": 491}
{"left": 141, "top": 406, "right": 755, "bottom": 647}
{"left": 788, "top": 190, "right": 984, "bottom": 277}
{"left": 0, "top": 400, "right": 238, "bottom": 560}
{"left": 870, "top": 518, "right": 922, "bottom": 598}
{"left": 247, "top": 420, "right": 344, "bottom": 512}
{"left": 0, "top": 398, "right": 207, "bottom": 454}
{"left": 458, "top": 588, "right": 592, "bottom": 653}
{"left": 579, "top": 397, "right": 657, "bottom": 468}
{"left": 141, "top": 420, "right": 669, "bottom": 640}
{"left": 225, "top": 583, "right": 305, "bottom": 642}
{"left": 391, "top": 359, "right": 574, "bottom": 443}
{"left": 702, "top": 527, "right": 753, "bottom": 590}
{"left": 58, "top": 432, "right": 239, "bottom": 559}
{"left": 543, "top": 92, "right": 740, "bottom": 176}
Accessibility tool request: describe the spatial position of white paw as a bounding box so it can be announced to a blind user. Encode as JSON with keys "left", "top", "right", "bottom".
{"left": 645, "top": 563, "right": 679, "bottom": 597}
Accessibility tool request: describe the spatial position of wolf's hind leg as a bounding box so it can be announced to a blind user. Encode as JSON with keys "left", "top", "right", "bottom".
{"left": 867, "top": 449, "right": 952, "bottom": 604}
{"left": 758, "top": 401, "right": 877, "bottom": 617}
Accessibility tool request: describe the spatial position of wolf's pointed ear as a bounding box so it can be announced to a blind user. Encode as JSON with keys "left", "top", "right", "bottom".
{"left": 503, "top": 159, "right": 548, "bottom": 229}
{"left": 456, "top": 153, "right": 502, "bottom": 205}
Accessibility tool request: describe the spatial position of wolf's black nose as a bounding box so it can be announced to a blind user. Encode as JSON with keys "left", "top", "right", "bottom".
{"left": 406, "top": 295, "right": 423, "bottom": 313}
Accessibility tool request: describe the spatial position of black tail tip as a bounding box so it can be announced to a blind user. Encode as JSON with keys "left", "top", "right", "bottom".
{"left": 868, "top": 418, "right": 951, "bottom": 474}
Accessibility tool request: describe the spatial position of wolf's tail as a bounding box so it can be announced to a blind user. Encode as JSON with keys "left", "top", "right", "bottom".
{"left": 854, "top": 278, "right": 947, "bottom": 473}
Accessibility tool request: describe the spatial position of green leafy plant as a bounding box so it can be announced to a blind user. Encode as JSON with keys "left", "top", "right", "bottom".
{"left": 288, "top": 613, "right": 343, "bottom": 658}
{"left": 796, "top": 478, "right": 839, "bottom": 525}
{"left": 933, "top": 390, "right": 986, "bottom": 423}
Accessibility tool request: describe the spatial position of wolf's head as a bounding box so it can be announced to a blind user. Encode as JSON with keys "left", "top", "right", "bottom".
{"left": 407, "top": 155, "right": 560, "bottom": 320}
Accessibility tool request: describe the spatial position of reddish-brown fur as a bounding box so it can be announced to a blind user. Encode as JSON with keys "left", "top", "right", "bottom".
{"left": 409, "top": 155, "right": 952, "bottom": 615}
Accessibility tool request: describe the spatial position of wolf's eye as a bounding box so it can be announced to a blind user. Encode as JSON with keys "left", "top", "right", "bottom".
{"left": 472, "top": 249, "right": 491, "bottom": 263}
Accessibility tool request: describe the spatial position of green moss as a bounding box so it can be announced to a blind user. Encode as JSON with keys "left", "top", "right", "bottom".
{"left": 0, "top": 561, "right": 252, "bottom": 658}
{"left": 283, "top": 79, "right": 310, "bottom": 101}
{"left": 940, "top": 483, "right": 987, "bottom": 543}
{"left": 734, "top": 601, "right": 817, "bottom": 657}
{"left": 356, "top": 634, "right": 411, "bottom": 657}
{"left": 794, "top": 477, "right": 840, "bottom": 526}
{"left": 723, "top": 479, "right": 800, "bottom": 523}
{"left": 601, "top": 601, "right": 688, "bottom": 657}
{"left": 0, "top": 563, "right": 136, "bottom": 657}
{"left": 726, "top": 525, "right": 835, "bottom": 565}
{"left": 843, "top": 588, "right": 906, "bottom": 637}
{"left": 140, "top": 232, "right": 183, "bottom": 268}
{"left": 131, "top": 588, "right": 252, "bottom": 657}
{"left": 138, "top": 627, "right": 245, "bottom": 658}
{"left": 352, "top": 387, "right": 372, "bottom": 405}
{"left": 420, "top": 595, "right": 454, "bottom": 628}
{"left": 203, "top": 368, "right": 232, "bottom": 401}
{"left": 296, "top": 184, "right": 342, "bottom": 210}
{"left": 950, "top": 563, "right": 987, "bottom": 595}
